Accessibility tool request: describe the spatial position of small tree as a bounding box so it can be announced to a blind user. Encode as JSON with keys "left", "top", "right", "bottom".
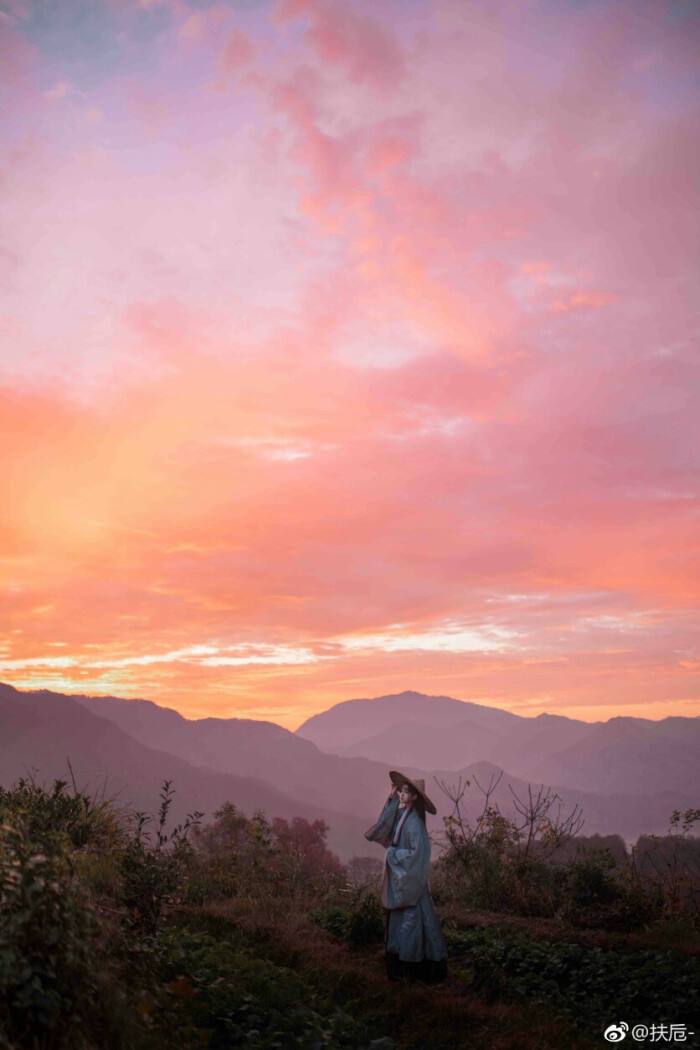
{"left": 435, "top": 770, "right": 584, "bottom": 915}
{"left": 632, "top": 807, "right": 700, "bottom": 923}
{"left": 271, "top": 816, "right": 345, "bottom": 892}
{"left": 120, "top": 781, "right": 202, "bottom": 933}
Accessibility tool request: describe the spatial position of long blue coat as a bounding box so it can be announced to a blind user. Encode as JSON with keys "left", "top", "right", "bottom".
{"left": 365, "top": 796, "right": 447, "bottom": 964}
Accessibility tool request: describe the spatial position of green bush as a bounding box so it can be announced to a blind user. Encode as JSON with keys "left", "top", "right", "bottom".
{"left": 311, "top": 904, "right": 351, "bottom": 941}
{"left": 634, "top": 821, "right": 700, "bottom": 921}
{"left": 447, "top": 927, "right": 700, "bottom": 1033}
{"left": 0, "top": 777, "right": 118, "bottom": 852}
{"left": 434, "top": 840, "right": 566, "bottom": 918}
{"left": 311, "top": 888, "right": 384, "bottom": 948}
{"left": 120, "top": 781, "right": 201, "bottom": 934}
{"left": 434, "top": 832, "right": 667, "bottom": 930}
{"left": 346, "top": 890, "right": 384, "bottom": 947}
{"left": 151, "top": 927, "right": 374, "bottom": 1048}
{"left": 0, "top": 779, "right": 201, "bottom": 1049}
{"left": 0, "top": 817, "right": 96, "bottom": 1040}
{"left": 0, "top": 791, "right": 135, "bottom": 1050}
{"left": 561, "top": 851, "right": 662, "bottom": 931}
{"left": 188, "top": 803, "right": 346, "bottom": 908}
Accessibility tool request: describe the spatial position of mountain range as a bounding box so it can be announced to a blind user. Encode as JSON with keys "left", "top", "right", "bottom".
{"left": 1, "top": 683, "right": 697, "bottom": 857}
{"left": 297, "top": 691, "right": 700, "bottom": 797}
{"left": 0, "top": 683, "right": 369, "bottom": 857}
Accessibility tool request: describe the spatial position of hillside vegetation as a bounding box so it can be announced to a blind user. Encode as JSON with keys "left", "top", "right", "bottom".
{"left": 0, "top": 776, "right": 698, "bottom": 1050}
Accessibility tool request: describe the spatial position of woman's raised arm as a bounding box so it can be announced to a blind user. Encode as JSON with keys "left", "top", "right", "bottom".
{"left": 364, "top": 789, "right": 399, "bottom": 847}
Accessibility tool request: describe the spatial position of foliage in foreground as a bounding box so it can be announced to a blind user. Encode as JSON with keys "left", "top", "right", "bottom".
{"left": 432, "top": 771, "right": 700, "bottom": 930}
{"left": 1, "top": 775, "right": 698, "bottom": 1050}
{"left": 0, "top": 779, "right": 374, "bottom": 1050}
{"left": 0, "top": 780, "right": 132, "bottom": 1049}
{"left": 445, "top": 927, "right": 700, "bottom": 1035}
{"left": 151, "top": 926, "right": 374, "bottom": 1049}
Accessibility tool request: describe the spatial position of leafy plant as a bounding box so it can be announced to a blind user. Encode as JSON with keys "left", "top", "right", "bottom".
{"left": 0, "top": 784, "right": 133, "bottom": 1049}
{"left": 151, "top": 927, "right": 375, "bottom": 1048}
{"left": 447, "top": 927, "right": 700, "bottom": 1033}
{"left": 120, "top": 781, "right": 202, "bottom": 934}
{"left": 311, "top": 886, "right": 384, "bottom": 947}
{"left": 189, "top": 803, "right": 345, "bottom": 907}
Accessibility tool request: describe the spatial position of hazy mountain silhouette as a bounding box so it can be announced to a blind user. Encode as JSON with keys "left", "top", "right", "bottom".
{"left": 2, "top": 683, "right": 697, "bottom": 850}
{"left": 297, "top": 690, "right": 699, "bottom": 798}
{"left": 332, "top": 718, "right": 505, "bottom": 768}
{"left": 75, "top": 689, "right": 698, "bottom": 839}
{"left": 72, "top": 692, "right": 404, "bottom": 819}
{"left": 330, "top": 712, "right": 592, "bottom": 773}
{"left": 74, "top": 694, "right": 323, "bottom": 783}
{"left": 296, "top": 690, "right": 526, "bottom": 750}
{"left": 528, "top": 716, "right": 700, "bottom": 795}
{"left": 0, "top": 683, "right": 370, "bottom": 859}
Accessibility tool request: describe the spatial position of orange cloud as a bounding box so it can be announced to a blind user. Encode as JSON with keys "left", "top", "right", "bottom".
{"left": 1, "top": 0, "right": 698, "bottom": 724}
{"left": 549, "top": 290, "right": 617, "bottom": 314}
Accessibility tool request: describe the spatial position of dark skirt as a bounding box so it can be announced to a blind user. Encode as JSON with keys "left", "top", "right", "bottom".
{"left": 384, "top": 951, "right": 448, "bottom": 983}
{"left": 384, "top": 904, "right": 447, "bottom": 983}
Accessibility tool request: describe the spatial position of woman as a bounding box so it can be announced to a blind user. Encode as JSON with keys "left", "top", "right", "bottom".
{"left": 365, "top": 770, "right": 447, "bottom": 982}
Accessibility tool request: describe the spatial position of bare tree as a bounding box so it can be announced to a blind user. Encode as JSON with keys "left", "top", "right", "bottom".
{"left": 435, "top": 770, "right": 584, "bottom": 861}
{"left": 508, "top": 782, "right": 585, "bottom": 861}
{"left": 433, "top": 771, "right": 587, "bottom": 915}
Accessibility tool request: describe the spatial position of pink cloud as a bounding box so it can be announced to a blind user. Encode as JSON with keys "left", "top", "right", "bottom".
{"left": 219, "top": 29, "right": 254, "bottom": 74}
{"left": 306, "top": 3, "right": 404, "bottom": 89}
{"left": 277, "top": 0, "right": 404, "bottom": 90}
{"left": 0, "top": 0, "right": 698, "bottom": 721}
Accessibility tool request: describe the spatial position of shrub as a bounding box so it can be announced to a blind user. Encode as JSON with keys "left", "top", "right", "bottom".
{"left": 560, "top": 850, "right": 662, "bottom": 931}
{"left": 0, "top": 790, "right": 134, "bottom": 1050}
{"left": 446, "top": 927, "right": 700, "bottom": 1034}
{"left": 0, "top": 777, "right": 118, "bottom": 852}
{"left": 346, "top": 855, "right": 383, "bottom": 890}
{"left": 151, "top": 927, "right": 373, "bottom": 1048}
{"left": 311, "top": 904, "right": 351, "bottom": 941}
{"left": 119, "top": 781, "right": 201, "bottom": 934}
{"left": 346, "top": 889, "right": 384, "bottom": 947}
{"left": 312, "top": 887, "right": 384, "bottom": 948}
{"left": 435, "top": 774, "right": 583, "bottom": 918}
{"left": 541, "top": 834, "right": 629, "bottom": 869}
{"left": 433, "top": 835, "right": 565, "bottom": 918}
{"left": 435, "top": 774, "right": 693, "bottom": 931}
{"left": 633, "top": 817, "right": 700, "bottom": 923}
{"left": 271, "top": 816, "right": 345, "bottom": 889}
{"left": 0, "top": 817, "right": 97, "bottom": 1042}
{"left": 189, "top": 804, "right": 345, "bottom": 906}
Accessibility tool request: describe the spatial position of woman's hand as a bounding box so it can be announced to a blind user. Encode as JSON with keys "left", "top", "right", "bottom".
{"left": 389, "top": 782, "right": 398, "bottom": 799}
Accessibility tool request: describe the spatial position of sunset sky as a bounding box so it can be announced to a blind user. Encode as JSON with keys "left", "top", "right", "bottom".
{"left": 1, "top": 0, "right": 698, "bottom": 728}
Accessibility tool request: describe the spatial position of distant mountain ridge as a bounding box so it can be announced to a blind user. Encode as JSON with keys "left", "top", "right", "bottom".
{"left": 297, "top": 690, "right": 700, "bottom": 797}
{"left": 0, "top": 683, "right": 371, "bottom": 859}
{"left": 296, "top": 690, "right": 529, "bottom": 749}
{"left": 71, "top": 691, "right": 400, "bottom": 819}
{"left": 1, "top": 683, "right": 697, "bottom": 851}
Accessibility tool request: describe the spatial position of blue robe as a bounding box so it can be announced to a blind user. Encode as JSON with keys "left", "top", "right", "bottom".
{"left": 365, "top": 796, "right": 447, "bottom": 966}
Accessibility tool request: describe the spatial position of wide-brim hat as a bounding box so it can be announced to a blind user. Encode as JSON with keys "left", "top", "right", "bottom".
{"left": 390, "top": 770, "right": 437, "bottom": 815}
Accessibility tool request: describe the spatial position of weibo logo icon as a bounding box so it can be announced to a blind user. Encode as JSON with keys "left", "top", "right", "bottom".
{"left": 604, "top": 1023, "right": 629, "bottom": 1042}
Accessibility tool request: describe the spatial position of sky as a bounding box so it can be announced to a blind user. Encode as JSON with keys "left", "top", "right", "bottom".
{"left": 1, "top": 0, "right": 698, "bottom": 728}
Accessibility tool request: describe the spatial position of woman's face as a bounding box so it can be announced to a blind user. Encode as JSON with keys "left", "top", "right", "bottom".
{"left": 398, "top": 784, "right": 418, "bottom": 808}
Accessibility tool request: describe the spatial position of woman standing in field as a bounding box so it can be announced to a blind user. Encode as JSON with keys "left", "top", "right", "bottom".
{"left": 365, "top": 770, "right": 447, "bottom": 982}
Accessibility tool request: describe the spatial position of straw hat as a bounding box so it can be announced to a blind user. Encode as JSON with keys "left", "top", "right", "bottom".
{"left": 390, "top": 770, "right": 437, "bottom": 815}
